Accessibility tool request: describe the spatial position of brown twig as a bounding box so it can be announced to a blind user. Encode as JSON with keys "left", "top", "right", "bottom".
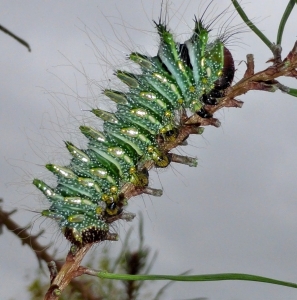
{"left": 44, "top": 245, "right": 92, "bottom": 300}
{"left": 186, "top": 42, "right": 297, "bottom": 126}
{"left": 0, "top": 205, "right": 55, "bottom": 266}
{"left": 0, "top": 203, "right": 102, "bottom": 300}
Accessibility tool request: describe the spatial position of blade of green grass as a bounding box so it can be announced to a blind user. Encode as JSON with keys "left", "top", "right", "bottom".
{"left": 231, "top": 0, "right": 273, "bottom": 51}
{"left": 287, "top": 88, "right": 297, "bottom": 97}
{"left": 276, "top": 83, "right": 297, "bottom": 97}
{"left": 277, "top": 0, "right": 296, "bottom": 45}
{"left": 96, "top": 271, "right": 297, "bottom": 289}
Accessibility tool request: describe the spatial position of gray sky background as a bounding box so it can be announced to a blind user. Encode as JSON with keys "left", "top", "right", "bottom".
{"left": 1, "top": 1, "right": 297, "bottom": 299}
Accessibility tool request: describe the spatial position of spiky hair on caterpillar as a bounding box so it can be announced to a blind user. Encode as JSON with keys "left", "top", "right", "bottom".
{"left": 33, "top": 5, "right": 235, "bottom": 247}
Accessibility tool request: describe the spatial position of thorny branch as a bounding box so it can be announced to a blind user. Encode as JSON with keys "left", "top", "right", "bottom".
{"left": 0, "top": 204, "right": 55, "bottom": 266}
{"left": 44, "top": 245, "right": 92, "bottom": 300}
{"left": 0, "top": 202, "right": 103, "bottom": 300}
{"left": 37, "top": 40, "right": 297, "bottom": 300}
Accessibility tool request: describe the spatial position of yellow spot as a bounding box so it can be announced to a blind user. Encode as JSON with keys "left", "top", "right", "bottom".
{"left": 106, "top": 206, "right": 119, "bottom": 216}
{"left": 189, "top": 86, "right": 195, "bottom": 93}
{"left": 163, "top": 128, "right": 178, "bottom": 142}
{"left": 110, "top": 186, "right": 118, "bottom": 194}
{"left": 130, "top": 172, "right": 148, "bottom": 187}
{"left": 102, "top": 193, "right": 117, "bottom": 204}
{"left": 102, "top": 194, "right": 110, "bottom": 202}
{"left": 129, "top": 167, "right": 136, "bottom": 174}
{"left": 147, "top": 145, "right": 154, "bottom": 153}
{"left": 162, "top": 124, "right": 173, "bottom": 132}
{"left": 153, "top": 151, "right": 169, "bottom": 168}
{"left": 96, "top": 206, "right": 104, "bottom": 215}
{"left": 165, "top": 111, "right": 172, "bottom": 117}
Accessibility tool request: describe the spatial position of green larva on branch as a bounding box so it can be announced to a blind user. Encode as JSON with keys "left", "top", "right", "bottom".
{"left": 33, "top": 13, "right": 235, "bottom": 246}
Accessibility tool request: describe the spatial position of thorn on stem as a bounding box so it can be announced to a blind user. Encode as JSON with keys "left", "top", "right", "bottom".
{"left": 169, "top": 153, "right": 198, "bottom": 167}
{"left": 142, "top": 187, "right": 163, "bottom": 197}
{"left": 48, "top": 261, "right": 58, "bottom": 283}
{"left": 244, "top": 54, "right": 255, "bottom": 77}
{"left": 53, "top": 288, "right": 61, "bottom": 296}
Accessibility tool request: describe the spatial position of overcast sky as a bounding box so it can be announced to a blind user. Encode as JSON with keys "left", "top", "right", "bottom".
{"left": 1, "top": 1, "right": 297, "bottom": 299}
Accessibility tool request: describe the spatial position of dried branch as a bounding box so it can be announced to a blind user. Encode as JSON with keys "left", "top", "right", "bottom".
{"left": 44, "top": 245, "right": 92, "bottom": 300}
{"left": 0, "top": 202, "right": 102, "bottom": 300}
{"left": 0, "top": 205, "right": 54, "bottom": 266}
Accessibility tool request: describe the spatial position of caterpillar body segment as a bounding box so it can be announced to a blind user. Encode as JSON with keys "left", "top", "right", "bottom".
{"left": 33, "top": 17, "right": 234, "bottom": 246}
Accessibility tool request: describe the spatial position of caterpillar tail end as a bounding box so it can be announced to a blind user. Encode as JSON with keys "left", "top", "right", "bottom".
{"left": 63, "top": 227, "right": 115, "bottom": 247}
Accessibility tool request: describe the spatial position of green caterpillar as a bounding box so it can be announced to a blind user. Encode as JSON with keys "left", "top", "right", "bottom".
{"left": 33, "top": 16, "right": 234, "bottom": 246}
